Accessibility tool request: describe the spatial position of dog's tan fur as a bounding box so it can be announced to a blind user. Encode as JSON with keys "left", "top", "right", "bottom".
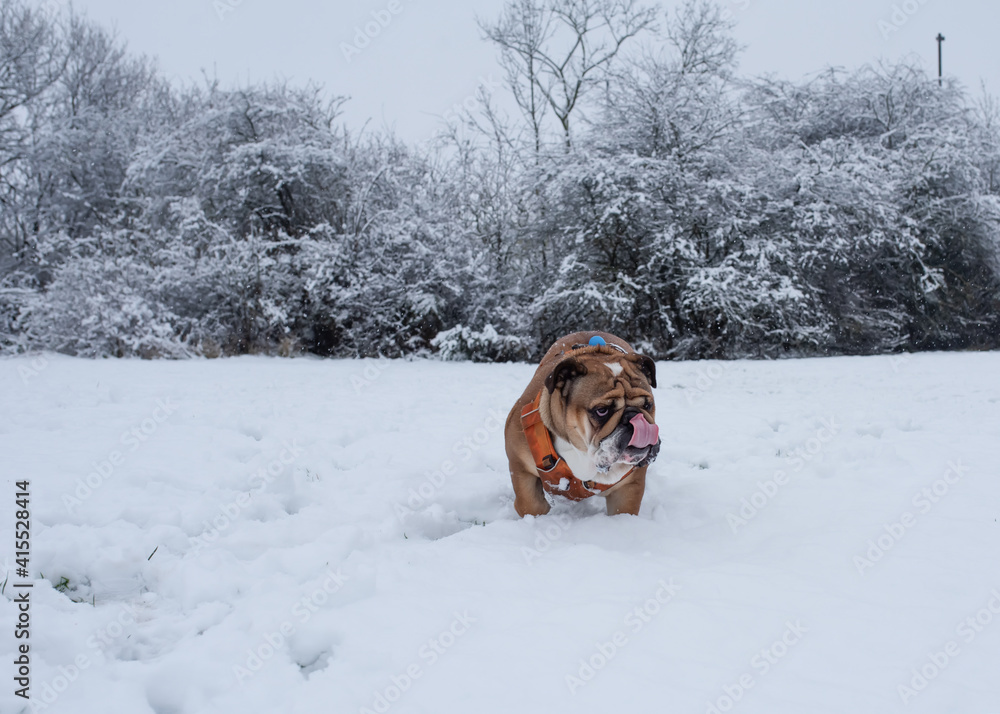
{"left": 505, "top": 331, "right": 658, "bottom": 517}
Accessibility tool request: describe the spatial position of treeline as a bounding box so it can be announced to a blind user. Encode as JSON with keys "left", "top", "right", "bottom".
{"left": 1, "top": 0, "right": 998, "bottom": 360}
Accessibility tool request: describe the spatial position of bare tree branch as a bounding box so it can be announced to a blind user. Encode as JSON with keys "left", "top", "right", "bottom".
{"left": 480, "top": 0, "right": 655, "bottom": 150}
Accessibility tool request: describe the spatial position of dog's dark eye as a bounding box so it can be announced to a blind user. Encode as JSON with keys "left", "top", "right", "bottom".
{"left": 643, "top": 398, "right": 652, "bottom": 411}
{"left": 593, "top": 405, "right": 611, "bottom": 418}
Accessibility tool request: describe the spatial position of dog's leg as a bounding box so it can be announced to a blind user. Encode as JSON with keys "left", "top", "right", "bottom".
{"left": 511, "top": 469, "right": 550, "bottom": 517}
{"left": 604, "top": 469, "right": 646, "bottom": 516}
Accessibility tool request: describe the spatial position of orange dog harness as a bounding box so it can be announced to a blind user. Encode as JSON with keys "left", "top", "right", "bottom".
{"left": 520, "top": 390, "right": 634, "bottom": 501}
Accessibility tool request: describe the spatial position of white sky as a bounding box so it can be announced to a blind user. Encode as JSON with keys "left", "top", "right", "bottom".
{"left": 49, "top": 0, "right": 1000, "bottom": 143}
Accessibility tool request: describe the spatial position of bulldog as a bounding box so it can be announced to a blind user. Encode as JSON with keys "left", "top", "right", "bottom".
{"left": 504, "top": 331, "right": 660, "bottom": 517}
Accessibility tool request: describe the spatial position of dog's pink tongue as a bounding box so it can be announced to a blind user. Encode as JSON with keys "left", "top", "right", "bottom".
{"left": 628, "top": 413, "right": 659, "bottom": 448}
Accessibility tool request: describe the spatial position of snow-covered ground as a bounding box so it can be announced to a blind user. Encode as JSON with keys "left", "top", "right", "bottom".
{"left": 1, "top": 351, "right": 998, "bottom": 714}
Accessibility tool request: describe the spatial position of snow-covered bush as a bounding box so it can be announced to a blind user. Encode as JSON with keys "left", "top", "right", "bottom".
{"left": 21, "top": 241, "right": 188, "bottom": 358}
{"left": 432, "top": 324, "right": 531, "bottom": 362}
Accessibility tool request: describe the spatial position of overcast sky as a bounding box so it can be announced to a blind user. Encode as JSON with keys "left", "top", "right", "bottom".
{"left": 53, "top": 0, "right": 1000, "bottom": 143}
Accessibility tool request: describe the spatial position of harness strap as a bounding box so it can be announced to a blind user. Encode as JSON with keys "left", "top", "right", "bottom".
{"left": 520, "top": 390, "right": 633, "bottom": 502}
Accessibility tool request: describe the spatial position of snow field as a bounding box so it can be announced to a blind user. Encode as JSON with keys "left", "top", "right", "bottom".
{"left": 0, "top": 351, "right": 998, "bottom": 714}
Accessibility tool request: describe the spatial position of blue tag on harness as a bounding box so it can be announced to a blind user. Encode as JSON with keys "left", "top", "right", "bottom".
{"left": 588, "top": 336, "right": 607, "bottom": 347}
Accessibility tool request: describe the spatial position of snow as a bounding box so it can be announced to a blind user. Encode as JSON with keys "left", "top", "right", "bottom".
{"left": 1, "top": 351, "right": 998, "bottom": 713}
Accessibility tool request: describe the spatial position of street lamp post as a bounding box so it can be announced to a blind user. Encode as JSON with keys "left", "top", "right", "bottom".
{"left": 936, "top": 33, "right": 945, "bottom": 86}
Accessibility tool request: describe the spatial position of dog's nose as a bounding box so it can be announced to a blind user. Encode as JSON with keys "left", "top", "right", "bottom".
{"left": 622, "top": 407, "right": 641, "bottom": 421}
{"left": 621, "top": 407, "right": 642, "bottom": 437}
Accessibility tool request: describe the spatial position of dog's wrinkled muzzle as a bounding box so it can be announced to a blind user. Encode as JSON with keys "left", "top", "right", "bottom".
{"left": 628, "top": 413, "right": 659, "bottom": 448}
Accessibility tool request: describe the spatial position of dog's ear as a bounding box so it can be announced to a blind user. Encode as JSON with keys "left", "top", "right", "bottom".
{"left": 629, "top": 354, "right": 657, "bottom": 388}
{"left": 545, "top": 357, "right": 588, "bottom": 395}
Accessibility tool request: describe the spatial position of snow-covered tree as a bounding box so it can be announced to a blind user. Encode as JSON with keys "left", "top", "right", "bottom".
{"left": 2, "top": 0, "right": 998, "bottom": 360}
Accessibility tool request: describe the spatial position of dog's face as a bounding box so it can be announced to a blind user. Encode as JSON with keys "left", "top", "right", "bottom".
{"left": 543, "top": 349, "right": 660, "bottom": 472}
